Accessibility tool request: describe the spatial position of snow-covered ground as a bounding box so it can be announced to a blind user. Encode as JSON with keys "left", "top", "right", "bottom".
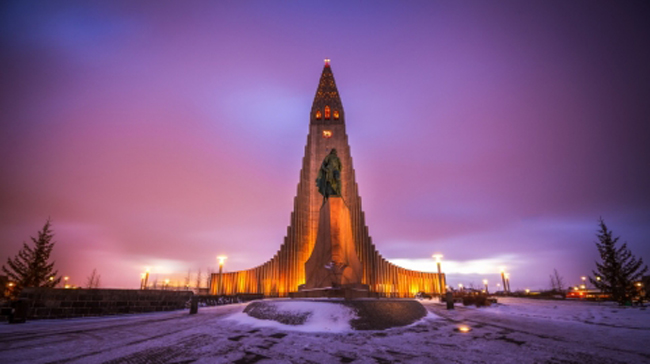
{"left": 0, "top": 297, "right": 648, "bottom": 363}
{"left": 230, "top": 299, "right": 360, "bottom": 333}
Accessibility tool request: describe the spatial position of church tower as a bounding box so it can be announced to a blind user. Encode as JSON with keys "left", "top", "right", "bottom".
{"left": 210, "top": 60, "right": 445, "bottom": 297}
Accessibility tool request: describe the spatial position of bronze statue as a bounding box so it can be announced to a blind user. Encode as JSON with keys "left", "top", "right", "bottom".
{"left": 316, "top": 149, "right": 342, "bottom": 198}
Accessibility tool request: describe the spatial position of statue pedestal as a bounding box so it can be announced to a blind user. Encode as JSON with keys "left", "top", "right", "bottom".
{"left": 291, "top": 197, "right": 371, "bottom": 299}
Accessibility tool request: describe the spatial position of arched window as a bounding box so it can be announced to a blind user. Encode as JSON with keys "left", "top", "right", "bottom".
{"left": 324, "top": 106, "right": 331, "bottom": 119}
{"left": 333, "top": 110, "right": 339, "bottom": 120}
{"left": 315, "top": 110, "right": 322, "bottom": 119}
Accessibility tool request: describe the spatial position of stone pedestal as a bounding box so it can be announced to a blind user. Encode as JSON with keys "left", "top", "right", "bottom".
{"left": 292, "top": 197, "right": 369, "bottom": 298}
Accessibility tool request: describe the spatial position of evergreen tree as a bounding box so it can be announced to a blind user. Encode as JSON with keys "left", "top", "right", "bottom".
{"left": 590, "top": 218, "right": 648, "bottom": 304}
{"left": 2, "top": 219, "right": 62, "bottom": 297}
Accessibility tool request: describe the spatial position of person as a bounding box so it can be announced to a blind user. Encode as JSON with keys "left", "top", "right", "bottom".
{"left": 316, "top": 149, "right": 342, "bottom": 198}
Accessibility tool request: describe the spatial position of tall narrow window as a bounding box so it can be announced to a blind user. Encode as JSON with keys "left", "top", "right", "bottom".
{"left": 324, "top": 106, "right": 331, "bottom": 119}
{"left": 333, "top": 110, "right": 339, "bottom": 120}
{"left": 315, "top": 110, "right": 322, "bottom": 119}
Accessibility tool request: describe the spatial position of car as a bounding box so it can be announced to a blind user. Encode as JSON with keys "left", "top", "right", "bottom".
{"left": 415, "top": 292, "right": 433, "bottom": 300}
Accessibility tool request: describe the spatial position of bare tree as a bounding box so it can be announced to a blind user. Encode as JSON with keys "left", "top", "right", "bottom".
{"left": 549, "top": 268, "right": 565, "bottom": 292}
{"left": 206, "top": 268, "right": 214, "bottom": 290}
{"left": 85, "top": 268, "right": 101, "bottom": 289}
{"left": 195, "top": 269, "right": 203, "bottom": 289}
{"left": 184, "top": 269, "right": 191, "bottom": 290}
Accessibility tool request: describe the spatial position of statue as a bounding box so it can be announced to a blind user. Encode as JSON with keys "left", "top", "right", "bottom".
{"left": 316, "top": 149, "right": 342, "bottom": 198}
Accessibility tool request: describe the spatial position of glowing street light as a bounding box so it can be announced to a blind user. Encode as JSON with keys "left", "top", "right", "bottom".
{"left": 500, "top": 267, "right": 508, "bottom": 294}
{"left": 483, "top": 279, "right": 489, "bottom": 294}
{"left": 458, "top": 283, "right": 463, "bottom": 291}
{"left": 64, "top": 276, "right": 70, "bottom": 289}
{"left": 505, "top": 273, "right": 511, "bottom": 293}
{"left": 142, "top": 268, "right": 150, "bottom": 290}
{"left": 164, "top": 279, "right": 170, "bottom": 290}
{"left": 217, "top": 255, "right": 228, "bottom": 296}
{"left": 432, "top": 254, "right": 444, "bottom": 295}
{"left": 525, "top": 289, "right": 530, "bottom": 294}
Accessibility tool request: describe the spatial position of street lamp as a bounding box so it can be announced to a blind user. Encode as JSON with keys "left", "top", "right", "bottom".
{"left": 505, "top": 273, "right": 511, "bottom": 293}
{"left": 581, "top": 276, "right": 587, "bottom": 289}
{"left": 500, "top": 267, "right": 508, "bottom": 294}
{"left": 458, "top": 283, "right": 463, "bottom": 292}
{"left": 483, "top": 279, "right": 489, "bottom": 295}
{"left": 217, "top": 255, "right": 227, "bottom": 296}
{"left": 164, "top": 279, "right": 170, "bottom": 290}
{"left": 432, "top": 254, "right": 444, "bottom": 296}
{"left": 142, "top": 268, "right": 150, "bottom": 290}
{"left": 64, "top": 276, "right": 69, "bottom": 289}
{"left": 140, "top": 273, "right": 146, "bottom": 290}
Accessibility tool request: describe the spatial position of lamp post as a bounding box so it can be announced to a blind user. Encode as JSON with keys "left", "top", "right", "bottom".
{"left": 217, "top": 256, "right": 227, "bottom": 296}
{"left": 483, "top": 279, "right": 489, "bottom": 295}
{"left": 64, "top": 276, "right": 69, "bottom": 289}
{"left": 505, "top": 273, "right": 511, "bottom": 293}
{"left": 143, "top": 268, "right": 150, "bottom": 290}
{"left": 500, "top": 268, "right": 507, "bottom": 294}
{"left": 164, "top": 279, "right": 170, "bottom": 290}
{"left": 432, "top": 254, "right": 444, "bottom": 296}
{"left": 581, "top": 276, "right": 587, "bottom": 290}
{"left": 458, "top": 283, "right": 463, "bottom": 292}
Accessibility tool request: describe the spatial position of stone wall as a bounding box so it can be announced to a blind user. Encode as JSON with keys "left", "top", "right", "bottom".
{"left": 15, "top": 288, "right": 192, "bottom": 320}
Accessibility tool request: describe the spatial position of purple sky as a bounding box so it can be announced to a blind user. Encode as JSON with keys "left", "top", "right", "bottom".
{"left": 2, "top": 1, "right": 649, "bottom": 291}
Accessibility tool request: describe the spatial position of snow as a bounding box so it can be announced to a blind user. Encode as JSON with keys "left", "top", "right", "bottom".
{"left": 227, "top": 299, "right": 360, "bottom": 333}
{"left": 1, "top": 297, "right": 649, "bottom": 363}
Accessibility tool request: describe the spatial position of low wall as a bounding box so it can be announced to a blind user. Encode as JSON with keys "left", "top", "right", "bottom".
{"left": 14, "top": 288, "right": 193, "bottom": 320}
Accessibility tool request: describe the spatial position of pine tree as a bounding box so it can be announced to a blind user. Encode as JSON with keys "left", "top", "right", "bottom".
{"left": 2, "top": 219, "right": 62, "bottom": 297}
{"left": 590, "top": 218, "right": 648, "bottom": 304}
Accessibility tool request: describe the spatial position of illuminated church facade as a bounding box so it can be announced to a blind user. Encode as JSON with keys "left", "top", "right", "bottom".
{"left": 210, "top": 61, "right": 445, "bottom": 298}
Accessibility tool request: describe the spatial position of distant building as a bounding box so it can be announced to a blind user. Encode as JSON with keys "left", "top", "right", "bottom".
{"left": 210, "top": 61, "right": 445, "bottom": 297}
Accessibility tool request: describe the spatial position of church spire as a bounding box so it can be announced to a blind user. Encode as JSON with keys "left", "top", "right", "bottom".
{"left": 311, "top": 59, "right": 344, "bottom": 125}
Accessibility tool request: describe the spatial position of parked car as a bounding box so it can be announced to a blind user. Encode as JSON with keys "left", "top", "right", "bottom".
{"left": 415, "top": 292, "right": 433, "bottom": 300}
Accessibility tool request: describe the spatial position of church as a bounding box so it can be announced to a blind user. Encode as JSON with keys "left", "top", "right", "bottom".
{"left": 210, "top": 60, "right": 445, "bottom": 298}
